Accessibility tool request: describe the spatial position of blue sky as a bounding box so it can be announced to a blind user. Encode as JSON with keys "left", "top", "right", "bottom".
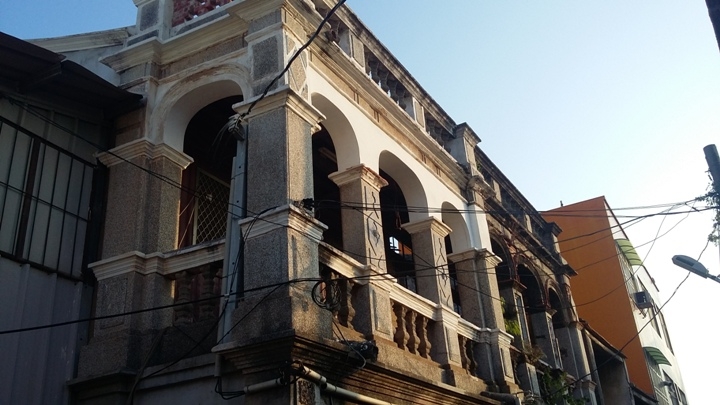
{"left": 2, "top": 1, "right": 720, "bottom": 403}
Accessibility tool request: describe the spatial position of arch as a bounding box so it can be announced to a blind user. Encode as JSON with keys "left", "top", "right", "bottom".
{"left": 516, "top": 261, "right": 545, "bottom": 313}
{"left": 311, "top": 93, "right": 360, "bottom": 171}
{"left": 547, "top": 286, "right": 567, "bottom": 327}
{"left": 378, "top": 151, "right": 427, "bottom": 223}
{"left": 441, "top": 202, "right": 470, "bottom": 253}
{"left": 311, "top": 125, "right": 342, "bottom": 250}
{"left": 490, "top": 236, "right": 513, "bottom": 284}
{"left": 178, "top": 95, "right": 243, "bottom": 248}
{"left": 152, "top": 64, "right": 251, "bottom": 151}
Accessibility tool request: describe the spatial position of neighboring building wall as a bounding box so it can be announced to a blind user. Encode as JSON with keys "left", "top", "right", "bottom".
{"left": 0, "top": 88, "right": 106, "bottom": 405}
{"left": 544, "top": 197, "right": 688, "bottom": 404}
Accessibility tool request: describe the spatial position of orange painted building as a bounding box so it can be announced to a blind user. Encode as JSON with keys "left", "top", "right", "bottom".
{"left": 543, "top": 196, "right": 686, "bottom": 403}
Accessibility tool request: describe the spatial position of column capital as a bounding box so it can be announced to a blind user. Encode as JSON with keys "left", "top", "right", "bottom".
{"left": 447, "top": 247, "right": 501, "bottom": 267}
{"left": 328, "top": 164, "right": 388, "bottom": 191}
{"left": 402, "top": 217, "right": 452, "bottom": 237}
{"left": 239, "top": 203, "right": 328, "bottom": 243}
{"left": 96, "top": 138, "right": 193, "bottom": 169}
{"left": 234, "top": 88, "right": 325, "bottom": 130}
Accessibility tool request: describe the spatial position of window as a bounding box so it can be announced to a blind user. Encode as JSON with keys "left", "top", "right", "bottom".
{"left": 0, "top": 114, "right": 96, "bottom": 278}
{"left": 515, "top": 293, "right": 531, "bottom": 344}
{"left": 178, "top": 96, "right": 240, "bottom": 248}
{"left": 646, "top": 352, "right": 670, "bottom": 405}
{"left": 618, "top": 243, "right": 639, "bottom": 294}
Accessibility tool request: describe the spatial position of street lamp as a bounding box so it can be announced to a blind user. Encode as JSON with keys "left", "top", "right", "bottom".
{"left": 671, "top": 255, "right": 720, "bottom": 283}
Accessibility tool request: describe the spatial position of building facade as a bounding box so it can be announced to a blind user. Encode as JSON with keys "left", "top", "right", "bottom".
{"left": 2, "top": 1, "right": 642, "bottom": 404}
{"left": 544, "top": 197, "right": 688, "bottom": 404}
{"left": 0, "top": 32, "right": 139, "bottom": 404}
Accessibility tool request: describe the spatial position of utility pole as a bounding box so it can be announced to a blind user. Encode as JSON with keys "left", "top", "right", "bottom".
{"left": 708, "top": 0, "right": 720, "bottom": 52}
{"left": 704, "top": 144, "right": 720, "bottom": 192}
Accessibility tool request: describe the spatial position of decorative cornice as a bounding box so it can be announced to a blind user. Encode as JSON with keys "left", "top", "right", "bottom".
{"left": 89, "top": 240, "right": 225, "bottom": 281}
{"left": 102, "top": 14, "right": 247, "bottom": 72}
{"left": 233, "top": 88, "right": 325, "bottom": 129}
{"left": 238, "top": 204, "right": 327, "bottom": 242}
{"left": 402, "top": 217, "right": 452, "bottom": 238}
{"left": 96, "top": 138, "right": 193, "bottom": 169}
{"left": 328, "top": 164, "right": 388, "bottom": 190}
{"left": 226, "top": 0, "right": 286, "bottom": 23}
{"left": 30, "top": 28, "right": 131, "bottom": 53}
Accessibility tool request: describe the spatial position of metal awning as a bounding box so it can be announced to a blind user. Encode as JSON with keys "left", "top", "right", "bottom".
{"left": 0, "top": 31, "right": 141, "bottom": 117}
{"left": 644, "top": 346, "right": 671, "bottom": 366}
{"left": 617, "top": 238, "right": 643, "bottom": 266}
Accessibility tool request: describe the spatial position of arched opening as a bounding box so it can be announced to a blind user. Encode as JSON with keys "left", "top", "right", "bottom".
{"left": 491, "top": 238, "right": 513, "bottom": 285}
{"left": 312, "top": 125, "right": 342, "bottom": 250}
{"left": 442, "top": 204, "right": 469, "bottom": 316}
{"left": 380, "top": 169, "right": 415, "bottom": 292}
{"left": 548, "top": 288, "right": 566, "bottom": 328}
{"left": 444, "top": 235, "right": 462, "bottom": 315}
{"left": 178, "top": 95, "right": 243, "bottom": 248}
{"left": 517, "top": 263, "right": 544, "bottom": 346}
{"left": 310, "top": 93, "right": 360, "bottom": 170}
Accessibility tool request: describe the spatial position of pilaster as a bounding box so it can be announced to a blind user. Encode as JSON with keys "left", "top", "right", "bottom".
{"left": 97, "top": 139, "right": 192, "bottom": 258}
{"left": 530, "top": 310, "right": 562, "bottom": 369}
{"left": 328, "top": 164, "right": 388, "bottom": 269}
{"left": 229, "top": 0, "right": 312, "bottom": 97}
{"left": 402, "top": 217, "right": 453, "bottom": 307}
{"left": 234, "top": 88, "right": 324, "bottom": 213}
{"left": 227, "top": 88, "right": 328, "bottom": 346}
{"left": 230, "top": 204, "right": 332, "bottom": 344}
{"left": 132, "top": 0, "right": 175, "bottom": 42}
{"left": 447, "top": 248, "right": 504, "bottom": 330}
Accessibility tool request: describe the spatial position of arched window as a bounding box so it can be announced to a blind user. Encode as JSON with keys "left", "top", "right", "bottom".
{"left": 311, "top": 125, "right": 342, "bottom": 250}
{"left": 380, "top": 169, "right": 415, "bottom": 292}
{"left": 178, "top": 95, "right": 242, "bottom": 248}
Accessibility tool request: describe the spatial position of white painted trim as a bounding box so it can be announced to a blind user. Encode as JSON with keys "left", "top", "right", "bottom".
{"left": 96, "top": 138, "right": 193, "bottom": 169}
{"left": 90, "top": 240, "right": 225, "bottom": 280}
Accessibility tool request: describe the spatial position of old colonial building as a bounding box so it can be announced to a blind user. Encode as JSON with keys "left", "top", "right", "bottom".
{"left": 2, "top": 1, "right": 640, "bottom": 404}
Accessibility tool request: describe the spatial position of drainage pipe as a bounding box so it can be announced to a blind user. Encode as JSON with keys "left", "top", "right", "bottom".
{"left": 295, "top": 365, "right": 394, "bottom": 405}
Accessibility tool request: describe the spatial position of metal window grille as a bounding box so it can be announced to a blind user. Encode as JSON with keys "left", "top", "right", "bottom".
{"left": 193, "top": 168, "right": 230, "bottom": 244}
{"left": 0, "top": 116, "right": 94, "bottom": 278}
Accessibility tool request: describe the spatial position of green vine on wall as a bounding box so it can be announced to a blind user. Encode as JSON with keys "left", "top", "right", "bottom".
{"left": 539, "top": 369, "right": 587, "bottom": 405}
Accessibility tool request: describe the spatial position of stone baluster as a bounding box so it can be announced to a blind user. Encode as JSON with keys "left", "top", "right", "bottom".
{"left": 405, "top": 309, "right": 419, "bottom": 355}
{"left": 458, "top": 336, "right": 470, "bottom": 371}
{"left": 416, "top": 316, "right": 431, "bottom": 359}
{"left": 392, "top": 302, "right": 409, "bottom": 350}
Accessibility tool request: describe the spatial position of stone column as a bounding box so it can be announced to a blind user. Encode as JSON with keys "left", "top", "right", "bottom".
{"left": 97, "top": 140, "right": 192, "bottom": 257}
{"left": 556, "top": 321, "right": 598, "bottom": 403}
{"left": 448, "top": 248, "right": 516, "bottom": 388}
{"left": 447, "top": 248, "right": 504, "bottom": 330}
{"left": 530, "top": 310, "right": 562, "bottom": 369}
{"left": 401, "top": 218, "right": 462, "bottom": 367}
{"left": 402, "top": 217, "right": 453, "bottom": 307}
{"left": 328, "top": 165, "right": 394, "bottom": 341}
{"left": 328, "top": 164, "right": 388, "bottom": 269}
{"left": 228, "top": 89, "right": 330, "bottom": 344}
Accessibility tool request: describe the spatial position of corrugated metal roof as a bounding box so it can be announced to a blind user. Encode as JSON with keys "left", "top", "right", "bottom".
{"left": 0, "top": 31, "right": 141, "bottom": 117}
